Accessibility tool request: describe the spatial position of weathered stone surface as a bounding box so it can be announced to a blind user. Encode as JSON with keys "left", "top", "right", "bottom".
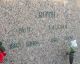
{"left": 0, "top": 0, "right": 80, "bottom": 64}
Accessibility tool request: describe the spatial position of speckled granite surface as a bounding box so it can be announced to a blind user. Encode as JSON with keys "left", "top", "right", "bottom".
{"left": 0, "top": 0, "right": 80, "bottom": 64}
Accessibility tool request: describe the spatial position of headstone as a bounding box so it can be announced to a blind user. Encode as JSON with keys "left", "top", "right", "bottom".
{"left": 0, "top": 0, "right": 80, "bottom": 64}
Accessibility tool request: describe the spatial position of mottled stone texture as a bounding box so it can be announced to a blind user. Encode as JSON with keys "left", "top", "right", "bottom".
{"left": 0, "top": 0, "right": 80, "bottom": 64}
